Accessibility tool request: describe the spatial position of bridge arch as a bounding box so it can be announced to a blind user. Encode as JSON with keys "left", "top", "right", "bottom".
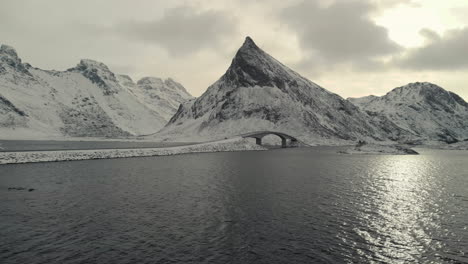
{"left": 241, "top": 131, "right": 299, "bottom": 148}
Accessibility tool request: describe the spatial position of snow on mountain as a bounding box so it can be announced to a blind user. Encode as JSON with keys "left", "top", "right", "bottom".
{"left": 349, "top": 82, "right": 468, "bottom": 143}
{"left": 159, "top": 37, "right": 407, "bottom": 144}
{"left": 117, "top": 75, "right": 193, "bottom": 121}
{"left": 4, "top": 40, "right": 462, "bottom": 144}
{"left": 0, "top": 44, "right": 192, "bottom": 139}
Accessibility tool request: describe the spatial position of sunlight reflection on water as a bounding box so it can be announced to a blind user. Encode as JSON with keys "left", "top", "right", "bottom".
{"left": 353, "top": 155, "right": 457, "bottom": 263}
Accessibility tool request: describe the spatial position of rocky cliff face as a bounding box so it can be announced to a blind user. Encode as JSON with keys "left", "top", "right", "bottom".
{"left": 161, "top": 37, "right": 407, "bottom": 143}
{"left": 0, "top": 44, "right": 192, "bottom": 139}
{"left": 349, "top": 82, "right": 468, "bottom": 143}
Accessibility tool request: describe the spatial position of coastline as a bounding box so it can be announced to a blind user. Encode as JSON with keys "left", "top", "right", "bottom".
{"left": 0, "top": 137, "right": 266, "bottom": 165}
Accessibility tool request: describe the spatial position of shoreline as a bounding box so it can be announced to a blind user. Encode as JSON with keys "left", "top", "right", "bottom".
{"left": 0, "top": 137, "right": 266, "bottom": 165}
{"left": 1, "top": 138, "right": 466, "bottom": 165}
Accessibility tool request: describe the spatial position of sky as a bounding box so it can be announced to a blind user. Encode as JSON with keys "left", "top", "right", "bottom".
{"left": 1, "top": 0, "right": 467, "bottom": 99}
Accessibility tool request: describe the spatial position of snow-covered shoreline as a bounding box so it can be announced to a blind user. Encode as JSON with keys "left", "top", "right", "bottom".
{"left": 339, "top": 144, "right": 419, "bottom": 155}
{"left": 0, "top": 138, "right": 266, "bottom": 165}
{"left": 419, "top": 141, "right": 468, "bottom": 150}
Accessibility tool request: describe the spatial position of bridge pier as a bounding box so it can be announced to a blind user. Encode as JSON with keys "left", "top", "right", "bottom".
{"left": 281, "top": 138, "right": 287, "bottom": 148}
{"left": 255, "top": 138, "right": 262, "bottom": 145}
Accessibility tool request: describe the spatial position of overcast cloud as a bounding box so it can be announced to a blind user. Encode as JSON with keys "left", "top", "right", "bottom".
{"left": 280, "top": 0, "right": 402, "bottom": 69}
{"left": 113, "top": 7, "right": 237, "bottom": 56}
{"left": 0, "top": 0, "right": 467, "bottom": 100}
{"left": 394, "top": 27, "right": 468, "bottom": 70}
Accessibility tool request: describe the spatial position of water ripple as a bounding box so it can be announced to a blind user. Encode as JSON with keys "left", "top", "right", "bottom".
{"left": 1, "top": 148, "right": 467, "bottom": 263}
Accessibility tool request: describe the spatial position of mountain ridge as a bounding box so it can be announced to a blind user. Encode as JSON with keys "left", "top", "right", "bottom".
{"left": 0, "top": 44, "right": 192, "bottom": 139}
{"left": 349, "top": 82, "right": 468, "bottom": 143}
{"left": 2, "top": 41, "right": 466, "bottom": 144}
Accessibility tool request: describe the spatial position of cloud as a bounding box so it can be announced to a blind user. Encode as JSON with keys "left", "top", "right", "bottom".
{"left": 419, "top": 28, "right": 441, "bottom": 42}
{"left": 114, "top": 6, "right": 237, "bottom": 57}
{"left": 394, "top": 27, "right": 468, "bottom": 70}
{"left": 1, "top": 0, "right": 467, "bottom": 100}
{"left": 371, "top": 0, "right": 420, "bottom": 9}
{"left": 279, "top": 0, "right": 402, "bottom": 70}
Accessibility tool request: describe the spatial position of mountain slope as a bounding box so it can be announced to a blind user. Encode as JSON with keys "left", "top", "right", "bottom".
{"left": 0, "top": 44, "right": 192, "bottom": 139}
{"left": 159, "top": 37, "right": 407, "bottom": 143}
{"left": 349, "top": 82, "right": 468, "bottom": 143}
{"left": 117, "top": 75, "right": 193, "bottom": 121}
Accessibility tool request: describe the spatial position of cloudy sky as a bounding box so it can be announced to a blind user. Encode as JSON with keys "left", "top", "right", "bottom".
{"left": 1, "top": 0, "right": 467, "bottom": 99}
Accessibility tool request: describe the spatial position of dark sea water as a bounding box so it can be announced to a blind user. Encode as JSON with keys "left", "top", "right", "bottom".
{"left": 1, "top": 148, "right": 467, "bottom": 263}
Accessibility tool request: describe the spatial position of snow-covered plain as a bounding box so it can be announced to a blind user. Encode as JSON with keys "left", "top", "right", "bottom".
{"left": 0, "top": 137, "right": 266, "bottom": 165}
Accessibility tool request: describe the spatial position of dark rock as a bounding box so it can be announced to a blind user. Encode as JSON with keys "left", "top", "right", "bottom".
{"left": 396, "top": 145, "right": 419, "bottom": 155}
{"left": 0, "top": 95, "right": 28, "bottom": 116}
{"left": 8, "top": 187, "right": 26, "bottom": 191}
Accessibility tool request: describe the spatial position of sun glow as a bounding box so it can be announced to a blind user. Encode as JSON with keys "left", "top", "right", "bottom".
{"left": 373, "top": 0, "right": 467, "bottom": 48}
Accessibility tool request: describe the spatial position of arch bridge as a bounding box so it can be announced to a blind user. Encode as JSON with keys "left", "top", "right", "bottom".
{"left": 241, "top": 131, "right": 300, "bottom": 148}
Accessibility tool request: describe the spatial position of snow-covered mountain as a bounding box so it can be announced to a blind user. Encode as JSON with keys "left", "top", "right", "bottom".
{"left": 4, "top": 40, "right": 463, "bottom": 144}
{"left": 0, "top": 44, "right": 192, "bottom": 139}
{"left": 159, "top": 37, "right": 407, "bottom": 144}
{"left": 117, "top": 75, "right": 193, "bottom": 121}
{"left": 349, "top": 82, "right": 468, "bottom": 143}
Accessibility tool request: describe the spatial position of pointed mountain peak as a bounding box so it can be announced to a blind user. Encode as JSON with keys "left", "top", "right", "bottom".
{"left": 234, "top": 36, "right": 264, "bottom": 59}
{"left": 245, "top": 36, "right": 254, "bottom": 43}
{"left": 222, "top": 36, "right": 302, "bottom": 89}
{"left": 239, "top": 36, "right": 259, "bottom": 51}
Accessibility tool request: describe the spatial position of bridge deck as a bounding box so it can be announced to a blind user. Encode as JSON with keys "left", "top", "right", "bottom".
{"left": 241, "top": 131, "right": 301, "bottom": 148}
{"left": 241, "top": 131, "right": 298, "bottom": 140}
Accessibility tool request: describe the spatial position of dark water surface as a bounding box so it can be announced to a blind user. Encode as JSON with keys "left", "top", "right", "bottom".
{"left": 1, "top": 148, "right": 467, "bottom": 263}
{"left": 0, "top": 140, "right": 196, "bottom": 152}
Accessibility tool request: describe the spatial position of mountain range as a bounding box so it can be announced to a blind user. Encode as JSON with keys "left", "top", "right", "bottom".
{"left": 160, "top": 37, "right": 464, "bottom": 144}
{"left": 1, "top": 38, "right": 467, "bottom": 144}
{"left": 0, "top": 44, "right": 192, "bottom": 139}
{"left": 349, "top": 82, "right": 468, "bottom": 143}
